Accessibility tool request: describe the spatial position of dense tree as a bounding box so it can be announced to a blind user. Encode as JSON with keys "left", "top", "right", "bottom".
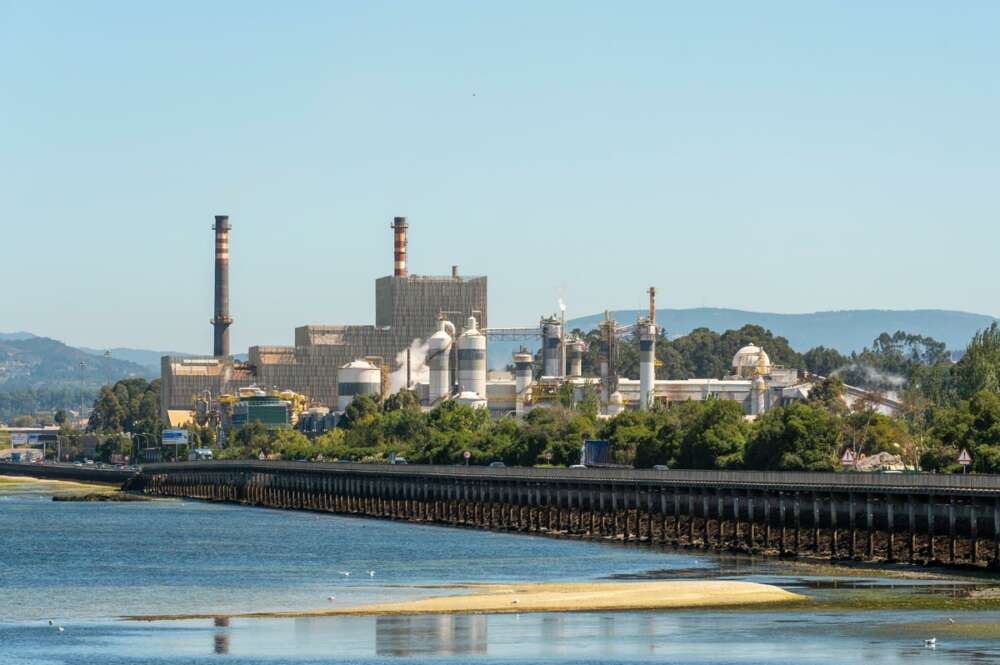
{"left": 339, "top": 394, "right": 381, "bottom": 429}
{"left": 87, "top": 378, "right": 160, "bottom": 437}
{"left": 922, "top": 391, "right": 1000, "bottom": 473}
{"left": 805, "top": 376, "right": 848, "bottom": 415}
{"left": 802, "top": 346, "right": 847, "bottom": 376}
{"left": 675, "top": 399, "right": 748, "bottom": 469}
{"left": 744, "top": 403, "right": 842, "bottom": 471}
{"left": 580, "top": 323, "right": 804, "bottom": 382}
{"left": 952, "top": 324, "right": 1000, "bottom": 401}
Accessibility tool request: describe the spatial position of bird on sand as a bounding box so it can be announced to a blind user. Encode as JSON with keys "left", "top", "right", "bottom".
{"left": 924, "top": 638, "right": 936, "bottom": 648}
{"left": 57, "top": 626, "right": 64, "bottom": 633}
{"left": 368, "top": 570, "right": 376, "bottom": 577}
{"left": 947, "top": 618, "right": 955, "bottom": 624}
{"left": 48, "top": 620, "right": 53, "bottom": 626}
{"left": 328, "top": 595, "right": 336, "bottom": 601}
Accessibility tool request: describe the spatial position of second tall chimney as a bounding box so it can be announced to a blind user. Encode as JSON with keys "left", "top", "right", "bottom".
{"left": 392, "top": 216, "right": 408, "bottom": 277}
{"left": 212, "top": 215, "right": 233, "bottom": 357}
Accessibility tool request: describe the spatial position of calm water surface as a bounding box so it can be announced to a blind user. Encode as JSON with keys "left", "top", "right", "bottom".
{"left": 2, "top": 478, "right": 999, "bottom": 664}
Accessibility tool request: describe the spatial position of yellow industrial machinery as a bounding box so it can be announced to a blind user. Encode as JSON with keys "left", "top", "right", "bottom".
{"left": 530, "top": 382, "right": 562, "bottom": 403}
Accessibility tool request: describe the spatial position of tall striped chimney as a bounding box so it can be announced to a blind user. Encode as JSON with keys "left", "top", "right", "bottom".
{"left": 392, "top": 216, "right": 408, "bottom": 277}
{"left": 212, "top": 215, "right": 232, "bottom": 357}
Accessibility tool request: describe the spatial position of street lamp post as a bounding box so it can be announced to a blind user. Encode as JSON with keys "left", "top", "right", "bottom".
{"left": 131, "top": 432, "right": 154, "bottom": 465}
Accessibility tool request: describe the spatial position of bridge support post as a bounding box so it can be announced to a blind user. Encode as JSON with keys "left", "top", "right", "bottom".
{"left": 928, "top": 499, "right": 936, "bottom": 561}
{"left": 907, "top": 495, "right": 916, "bottom": 563}
{"left": 849, "top": 493, "right": 857, "bottom": 558}
{"left": 970, "top": 501, "right": 978, "bottom": 564}
{"left": 887, "top": 496, "right": 895, "bottom": 562}
{"left": 793, "top": 493, "right": 801, "bottom": 555}
{"left": 865, "top": 494, "right": 874, "bottom": 559}
{"left": 993, "top": 499, "right": 1000, "bottom": 565}
{"left": 949, "top": 497, "right": 957, "bottom": 564}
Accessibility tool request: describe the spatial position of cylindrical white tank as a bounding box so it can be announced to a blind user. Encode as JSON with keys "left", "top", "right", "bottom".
{"left": 513, "top": 351, "right": 534, "bottom": 416}
{"left": 455, "top": 390, "right": 488, "bottom": 410}
{"left": 566, "top": 338, "right": 585, "bottom": 378}
{"left": 639, "top": 321, "right": 656, "bottom": 411}
{"left": 457, "top": 316, "right": 487, "bottom": 398}
{"left": 428, "top": 320, "right": 455, "bottom": 405}
{"left": 337, "top": 359, "right": 381, "bottom": 412}
{"left": 607, "top": 390, "right": 625, "bottom": 417}
{"left": 541, "top": 318, "right": 561, "bottom": 377}
{"left": 751, "top": 374, "right": 768, "bottom": 416}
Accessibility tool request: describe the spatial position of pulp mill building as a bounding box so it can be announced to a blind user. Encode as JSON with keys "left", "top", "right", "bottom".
{"left": 160, "top": 217, "right": 487, "bottom": 423}
{"left": 161, "top": 214, "right": 901, "bottom": 428}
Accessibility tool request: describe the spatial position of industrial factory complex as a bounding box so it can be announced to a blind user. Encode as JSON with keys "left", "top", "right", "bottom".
{"left": 161, "top": 215, "right": 898, "bottom": 433}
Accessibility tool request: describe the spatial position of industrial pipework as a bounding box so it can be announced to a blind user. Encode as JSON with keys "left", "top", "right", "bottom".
{"left": 392, "top": 216, "right": 408, "bottom": 277}
{"left": 211, "top": 215, "right": 233, "bottom": 357}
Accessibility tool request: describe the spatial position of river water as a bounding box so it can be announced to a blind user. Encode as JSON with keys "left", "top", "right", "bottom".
{"left": 2, "top": 478, "right": 1000, "bottom": 664}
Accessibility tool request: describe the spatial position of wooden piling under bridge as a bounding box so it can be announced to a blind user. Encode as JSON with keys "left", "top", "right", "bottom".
{"left": 140, "top": 461, "right": 1000, "bottom": 569}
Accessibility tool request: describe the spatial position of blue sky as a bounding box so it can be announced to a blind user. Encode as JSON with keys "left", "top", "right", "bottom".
{"left": 2, "top": 2, "right": 998, "bottom": 354}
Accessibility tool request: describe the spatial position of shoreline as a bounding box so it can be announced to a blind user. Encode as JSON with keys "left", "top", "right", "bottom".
{"left": 127, "top": 580, "right": 804, "bottom": 621}
{"left": 0, "top": 474, "right": 121, "bottom": 493}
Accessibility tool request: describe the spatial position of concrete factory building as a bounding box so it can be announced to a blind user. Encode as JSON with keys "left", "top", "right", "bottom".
{"left": 160, "top": 216, "right": 487, "bottom": 421}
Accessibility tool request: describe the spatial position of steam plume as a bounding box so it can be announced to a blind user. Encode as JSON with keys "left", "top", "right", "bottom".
{"left": 388, "top": 338, "right": 430, "bottom": 394}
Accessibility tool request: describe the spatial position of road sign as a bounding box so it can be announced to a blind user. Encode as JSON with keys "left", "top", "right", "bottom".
{"left": 161, "top": 429, "right": 189, "bottom": 445}
{"left": 463, "top": 451, "right": 471, "bottom": 460}
{"left": 958, "top": 449, "right": 972, "bottom": 466}
{"left": 544, "top": 451, "right": 553, "bottom": 462}
{"left": 841, "top": 448, "right": 856, "bottom": 466}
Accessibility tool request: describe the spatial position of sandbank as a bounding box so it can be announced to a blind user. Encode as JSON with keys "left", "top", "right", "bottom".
{"left": 0, "top": 475, "right": 119, "bottom": 493}
{"left": 129, "top": 580, "right": 804, "bottom": 621}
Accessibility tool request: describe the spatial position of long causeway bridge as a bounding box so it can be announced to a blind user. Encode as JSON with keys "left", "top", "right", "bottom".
{"left": 141, "top": 461, "right": 1000, "bottom": 569}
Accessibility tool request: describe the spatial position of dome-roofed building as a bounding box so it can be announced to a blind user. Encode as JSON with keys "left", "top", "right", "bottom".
{"left": 731, "top": 344, "right": 771, "bottom": 379}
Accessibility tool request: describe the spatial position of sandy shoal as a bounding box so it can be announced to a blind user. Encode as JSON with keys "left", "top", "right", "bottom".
{"left": 130, "top": 581, "right": 804, "bottom": 621}
{"left": 0, "top": 475, "right": 119, "bottom": 493}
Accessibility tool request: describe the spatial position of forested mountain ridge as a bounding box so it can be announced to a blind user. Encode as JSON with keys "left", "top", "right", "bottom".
{"left": 0, "top": 336, "right": 153, "bottom": 394}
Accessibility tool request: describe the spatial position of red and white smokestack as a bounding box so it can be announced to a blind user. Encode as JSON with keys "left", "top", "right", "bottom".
{"left": 392, "top": 216, "right": 408, "bottom": 277}
{"left": 212, "top": 215, "right": 233, "bottom": 357}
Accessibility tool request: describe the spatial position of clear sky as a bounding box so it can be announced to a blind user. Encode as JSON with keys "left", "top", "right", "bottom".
{"left": 2, "top": 2, "right": 998, "bottom": 354}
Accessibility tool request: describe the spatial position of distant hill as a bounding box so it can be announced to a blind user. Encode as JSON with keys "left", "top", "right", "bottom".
{"left": 0, "top": 332, "right": 37, "bottom": 341}
{"left": 6, "top": 307, "right": 996, "bottom": 379}
{"left": 77, "top": 346, "right": 193, "bottom": 371}
{"left": 487, "top": 308, "right": 997, "bottom": 368}
{"left": 0, "top": 336, "right": 155, "bottom": 391}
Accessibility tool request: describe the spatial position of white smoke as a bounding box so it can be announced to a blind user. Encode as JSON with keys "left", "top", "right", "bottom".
{"left": 831, "top": 363, "right": 907, "bottom": 388}
{"left": 388, "top": 338, "right": 430, "bottom": 394}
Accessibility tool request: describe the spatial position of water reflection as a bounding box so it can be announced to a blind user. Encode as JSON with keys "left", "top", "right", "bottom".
{"left": 375, "top": 614, "right": 487, "bottom": 656}
{"left": 214, "top": 616, "right": 230, "bottom": 654}
{"left": 213, "top": 632, "right": 230, "bottom": 655}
